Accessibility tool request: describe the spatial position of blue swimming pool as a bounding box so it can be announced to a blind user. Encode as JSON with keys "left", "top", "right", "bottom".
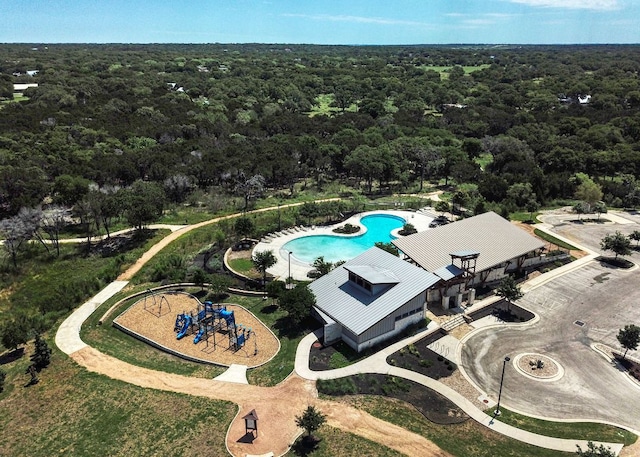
{"left": 283, "top": 213, "right": 405, "bottom": 264}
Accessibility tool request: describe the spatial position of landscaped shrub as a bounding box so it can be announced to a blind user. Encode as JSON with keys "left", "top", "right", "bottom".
{"left": 381, "top": 376, "right": 410, "bottom": 395}
{"left": 150, "top": 253, "right": 187, "bottom": 282}
{"left": 30, "top": 333, "right": 52, "bottom": 371}
{"left": 317, "top": 377, "right": 357, "bottom": 395}
{"left": 333, "top": 223, "right": 360, "bottom": 234}
{"left": 398, "top": 223, "right": 417, "bottom": 236}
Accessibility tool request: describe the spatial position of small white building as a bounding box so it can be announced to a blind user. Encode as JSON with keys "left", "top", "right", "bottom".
{"left": 309, "top": 247, "right": 440, "bottom": 352}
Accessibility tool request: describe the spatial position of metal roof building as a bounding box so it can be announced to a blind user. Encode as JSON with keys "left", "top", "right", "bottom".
{"left": 308, "top": 247, "right": 440, "bottom": 352}
{"left": 393, "top": 211, "right": 544, "bottom": 274}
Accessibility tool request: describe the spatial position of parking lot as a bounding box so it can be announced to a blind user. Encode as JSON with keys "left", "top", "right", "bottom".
{"left": 460, "top": 209, "right": 640, "bottom": 432}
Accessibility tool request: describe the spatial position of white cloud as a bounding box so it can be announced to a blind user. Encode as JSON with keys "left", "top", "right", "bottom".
{"left": 507, "top": 0, "right": 620, "bottom": 10}
{"left": 282, "top": 13, "right": 430, "bottom": 27}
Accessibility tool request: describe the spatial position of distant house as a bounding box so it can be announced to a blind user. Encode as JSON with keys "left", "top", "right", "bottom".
{"left": 13, "top": 83, "right": 38, "bottom": 92}
{"left": 393, "top": 211, "right": 549, "bottom": 309}
{"left": 578, "top": 95, "right": 592, "bottom": 104}
{"left": 309, "top": 247, "right": 440, "bottom": 352}
{"left": 26, "top": 70, "right": 39, "bottom": 77}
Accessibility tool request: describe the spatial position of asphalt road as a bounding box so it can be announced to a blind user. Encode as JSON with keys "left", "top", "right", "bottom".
{"left": 460, "top": 210, "right": 640, "bottom": 431}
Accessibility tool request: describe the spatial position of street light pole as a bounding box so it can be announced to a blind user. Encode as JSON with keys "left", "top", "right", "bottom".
{"left": 288, "top": 251, "right": 293, "bottom": 288}
{"left": 494, "top": 356, "right": 510, "bottom": 416}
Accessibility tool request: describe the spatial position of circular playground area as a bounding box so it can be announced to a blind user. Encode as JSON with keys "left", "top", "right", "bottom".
{"left": 113, "top": 291, "right": 279, "bottom": 368}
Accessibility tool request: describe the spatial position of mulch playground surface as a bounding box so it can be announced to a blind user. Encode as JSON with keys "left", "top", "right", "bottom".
{"left": 114, "top": 292, "right": 279, "bottom": 368}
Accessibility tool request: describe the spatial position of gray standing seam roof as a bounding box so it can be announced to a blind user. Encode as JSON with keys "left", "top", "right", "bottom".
{"left": 392, "top": 211, "right": 544, "bottom": 273}
{"left": 308, "top": 247, "right": 440, "bottom": 336}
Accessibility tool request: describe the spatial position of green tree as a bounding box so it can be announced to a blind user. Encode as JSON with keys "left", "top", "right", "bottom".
{"left": 573, "top": 201, "right": 589, "bottom": 221}
{"left": 435, "top": 200, "right": 450, "bottom": 215}
{"left": 87, "top": 185, "right": 121, "bottom": 239}
{"left": 375, "top": 241, "right": 399, "bottom": 256}
{"left": 234, "top": 217, "right": 254, "bottom": 239}
{"left": 573, "top": 174, "right": 603, "bottom": 212}
{"left": 122, "top": 180, "right": 165, "bottom": 230}
{"left": 344, "top": 145, "right": 384, "bottom": 193}
{"left": 451, "top": 190, "right": 469, "bottom": 214}
{"left": 617, "top": 324, "right": 640, "bottom": 360}
{"left": 575, "top": 441, "right": 616, "bottom": 456}
{"left": 30, "top": 333, "right": 52, "bottom": 371}
{"left": 593, "top": 201, "right": 607, "bottom": 221}
{"left": 506, "top": 182, "right": 536, "bottom": 210}
{"left": 0, "top": 317, "right": 30, "bottom": 351}
{"left": 600, "top": 231, "right": 632, "bottom": 259}
{"left": 208, "top": 274, "right": 232, "bottom": 300}
{"left": 52, "top": 174, "right": 90, "bottom": 206}
{"left": 496, "top": 276, "right": 523, "bottom": 312}
{"left": 312, "top": 256, "right": 334, "bottom": 277}
{"left": 266, "top": 280, "right": 287, "bottom": 304}
{"left": 191, "top": 268, "right": 209, "bottom": 291}
{"left": 298, "top": 202, "right": 319, "bottom": 226}
{"left": 280, "top": 285, "right": 316, "bottom": 328}
{"left": 525, "top": 198, "right": 540, "bottom": 222}
{"left": 251, "top": 250, "right": 277, "bottom": 290}
{"left": 295, "top": 405, "right": 327, "bottom": 441}
{"left": 629, "top": 230, "right": 640, "bottom": 247}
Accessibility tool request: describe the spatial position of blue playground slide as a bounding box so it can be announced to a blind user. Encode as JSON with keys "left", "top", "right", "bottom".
{"left": 176, "top": 315, "right": 192, "bottom": 339}
{"left": 220, "top": 309, "right": 235, "bottom": 326}
{"left": 193, "top": 328, "right": 205, "bottom": 344}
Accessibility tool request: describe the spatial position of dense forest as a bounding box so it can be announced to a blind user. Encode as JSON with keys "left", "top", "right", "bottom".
{"left": 1, "top": 43, "right": 640, "bottom": 225}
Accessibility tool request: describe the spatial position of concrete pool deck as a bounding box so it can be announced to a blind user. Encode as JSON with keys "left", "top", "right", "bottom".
{"left": 256, "top": 209, "right": 436, "bottom": 281}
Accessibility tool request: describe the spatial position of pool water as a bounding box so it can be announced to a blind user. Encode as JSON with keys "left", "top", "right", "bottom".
{"left": 283, "top": 214, "right": 405, "bottom": 264}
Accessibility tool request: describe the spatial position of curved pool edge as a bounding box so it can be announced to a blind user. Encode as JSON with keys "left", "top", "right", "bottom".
{"left": 255, "top": 210, "right": 435, "bottom": 281}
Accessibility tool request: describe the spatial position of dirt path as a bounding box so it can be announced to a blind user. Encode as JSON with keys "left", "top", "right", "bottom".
{"left": 118, "top": 199, "right": 342, "bottom": 281}
{"left": 71, "top": 346, "right": 449, "bottom": 457}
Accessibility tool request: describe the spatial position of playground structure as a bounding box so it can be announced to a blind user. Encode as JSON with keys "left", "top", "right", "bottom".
{"left": 143, "top": 290, "right": 171, "bottom": 317}
{"left": 114, "top": 291, "right": 278, "bottom": 366}
{"left": 174, "top": 301, "right": 253, "bottom": 351}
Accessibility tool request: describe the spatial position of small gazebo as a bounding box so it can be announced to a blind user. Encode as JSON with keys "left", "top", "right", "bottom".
{"left": 243, "top": 409, "right": 259, "bottom": 438}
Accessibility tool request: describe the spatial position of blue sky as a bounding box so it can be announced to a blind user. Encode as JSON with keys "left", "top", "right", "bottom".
{"left": 1, "top": 0, "right": 638, "bottom": 44}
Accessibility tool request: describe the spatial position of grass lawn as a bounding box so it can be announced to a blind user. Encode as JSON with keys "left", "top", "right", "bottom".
{"left": 533, "top": 228, "right": 580, "bottom": 251}
{"left": 493, "top": 408, "right": 636, "bottom": 446}
{"left": 0, "top": 344, "right": 235, "bottom": 457}
{"left": 229, "top": 295, "right": 314, "bottom": 386}
{"left": 341, "top": 395, "right": 574, "bottom": 457}
{"left": 510, "top": 211, "right": 540, "bottom": 223}
{"left": 286, "top": 425, "right": 404, "bottom": 457}
{"left": 227, "top": 257, "right": 256, "bottom": 275}
{"left": 419, "top": 64, "right": 491, "bottom": 79}
{"left": 307, "top": 93, "right": 357, "bottom": 117}
{"left": 474, "top": 152, "right": 493, "bottom": 170}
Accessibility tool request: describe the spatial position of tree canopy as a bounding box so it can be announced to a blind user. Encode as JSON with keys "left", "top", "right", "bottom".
{"left": 295, "top": 405, "right": 327, "bottom": 439}
{"left": 251, "top": 250, "right": 277, "bottom": 289}
{"left": 600, "top": 231, "right": 632, "bottom": 259}
{"left": 279, "top": 284, "right": 316, "bottom": 328}
{"left": 617, "top": 324, "right": 640, "bottom": 360}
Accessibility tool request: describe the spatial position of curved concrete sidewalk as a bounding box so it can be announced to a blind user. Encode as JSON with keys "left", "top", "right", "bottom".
{"left": 294, "top": 328, "right": 624, "bottom": 455}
